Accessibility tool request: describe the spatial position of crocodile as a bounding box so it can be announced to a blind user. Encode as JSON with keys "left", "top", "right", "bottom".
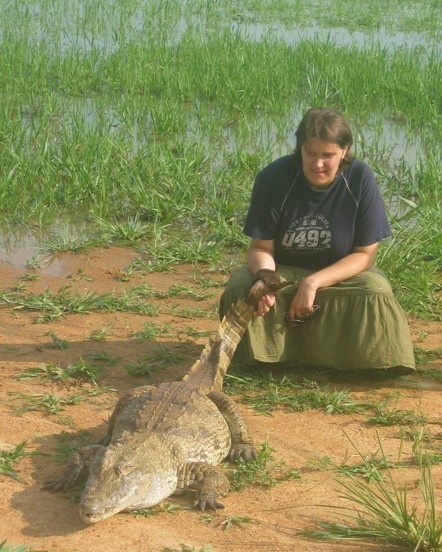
{"left": 43, "top": 281, "right": 290, "bottom": 524}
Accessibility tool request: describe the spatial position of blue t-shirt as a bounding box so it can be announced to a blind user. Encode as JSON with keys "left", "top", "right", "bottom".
{"left": 244, "top": 155, "right": 391, "bottom": 269}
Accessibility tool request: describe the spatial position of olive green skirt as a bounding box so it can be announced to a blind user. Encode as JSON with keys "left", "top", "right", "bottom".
{"left": 219, "top": 265, "right": 415, "bottom": 371}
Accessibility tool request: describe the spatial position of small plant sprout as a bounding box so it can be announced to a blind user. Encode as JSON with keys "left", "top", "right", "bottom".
{"left": 368, "top": 394, "right": 426, "bottom": 426}
{"left": 146, "top": 346, "right": 185, "bottom": 369}
{"left": 0, "top": 442, "right": 33, "bottom": 482}
{"left": 220, "top": 515, "right": 252, "bottom": 530}
{"left": 16, "top": 359, "right": 104, "bottom": 385}
{"left": 18, "top": 272, "right": 39, "bottom": 282}
{"left": 89, "top": 323, "right": 114, "bottom": 341}
{"left": 123, "top": 361, "right": 163, "bottom": 378}
{"left": 164, "top": 545, "right": 213, "bottom": 552}
{"left": 0, "top": 541, "right": 30, "bottom": 552}
{"left": 91, "top": 213, "right": 151, "bottom": 243}
{"left": 11, "top": 392, "right": 83, "bottom": 415}
{"left": 132, "top": 501, "right": 182, "bottom": 518}
{"left": 47, "top": 330, "right": 69, "bottom": 349}
{"left": 25, "top": 255, "right": 44, "bottom": 270}
{"left": 132, "top": 322, "right": 172, "bottom": 340}
{"left": 228, "top": 439, "right": 299, "bottom": 491}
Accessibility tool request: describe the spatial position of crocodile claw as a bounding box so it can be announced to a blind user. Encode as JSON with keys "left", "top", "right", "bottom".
{"left": 227, "top": 444, "right": 258, "bottom": 463}
{"left": 194, "top": 498, "right": 225, "bottom": 511}
{"left": 41, "top": 460, "right": 83, "bottom": 492}
{"left": 41, "top": 476, "right": 70, "bottom": 492}
{"left": 42, "top": 444, "right": 102, "bottom": 493}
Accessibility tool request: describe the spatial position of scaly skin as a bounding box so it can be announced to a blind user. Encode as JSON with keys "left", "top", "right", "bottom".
{"left": 43, "top": 281, "right": 292, "bottom": 523}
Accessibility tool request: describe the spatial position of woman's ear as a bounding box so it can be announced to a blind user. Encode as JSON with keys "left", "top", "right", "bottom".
{"left": 342, "top": 146, "right": 351, "bottom": 162}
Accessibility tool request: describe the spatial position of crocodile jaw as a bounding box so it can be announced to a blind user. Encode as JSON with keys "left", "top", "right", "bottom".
{"left": 79, "top": 473, "right": 176, "bottom": 524}
{"left": 78, "top": 442, "right": 177, "bottom": 524}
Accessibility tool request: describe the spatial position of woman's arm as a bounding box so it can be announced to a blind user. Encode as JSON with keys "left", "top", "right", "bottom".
{"left": 248, "top": 239, "right": 379, "bottom": 318}
{"left": 247, "top": 239, "right": 278, "bottom": 316}
{"left": 247, "top": 239, "right": 275, "bottom": 273}
{"left": 288, "top": 242, "right": 379, "bottom": 319}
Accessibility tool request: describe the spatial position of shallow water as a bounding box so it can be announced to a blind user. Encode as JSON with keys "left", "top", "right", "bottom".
{"left": 0, "top": 231, "right": 66, "bottom": 276}
{"left": 0, "top": 1, "right": 438, "bottom": 269}
{"left": 0, "top": 222, "right": 83, "bottom": 275}
{"left": 232, "top": 21, "right": 441, "bottom": 53}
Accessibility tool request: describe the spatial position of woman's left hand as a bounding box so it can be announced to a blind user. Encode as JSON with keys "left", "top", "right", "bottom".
{"left": 288, "top": 278, "right": 317, "bottom": 320}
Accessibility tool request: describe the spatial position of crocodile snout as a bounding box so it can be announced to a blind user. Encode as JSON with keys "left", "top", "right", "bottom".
{"left": 79, "top": 503, "right": 108, "bottom": 524}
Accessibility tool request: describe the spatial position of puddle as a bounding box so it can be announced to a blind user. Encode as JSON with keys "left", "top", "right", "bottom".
{"left": 0, "top": 243, "right": 66, "bottom": 277}
{"left": 0, "top": 225, "right": 68, "bottom": 277}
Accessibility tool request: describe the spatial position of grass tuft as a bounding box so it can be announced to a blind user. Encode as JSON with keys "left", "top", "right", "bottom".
{"left": 228, "top": 440, "right": 300, "bottom": 491}
{"left": 225, "top": 372, "right": 369, "bottom": 415}
{"left": 303, "top": 432, "right": 442, "bottom": 550}
{"left": 0, "top": 442, "right": 33, "bottom": 482}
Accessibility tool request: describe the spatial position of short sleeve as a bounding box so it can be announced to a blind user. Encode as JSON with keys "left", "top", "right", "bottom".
{"left": 243, "top": 156, "right": 297, "bottom": 240}
{"left": 352, "top": 164, "right": 391, "bottom": 247}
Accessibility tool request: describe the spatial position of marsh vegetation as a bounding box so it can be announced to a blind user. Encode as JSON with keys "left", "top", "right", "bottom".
{"left": 0, "top": 0, "right": 440, "bottom": 319}
{"left": 0, "top": 1, "right": 441, "bottom": 551}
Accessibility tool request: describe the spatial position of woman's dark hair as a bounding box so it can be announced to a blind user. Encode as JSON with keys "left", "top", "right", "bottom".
{"left": 293, "top": 108, "right": 353, "bottom": 164}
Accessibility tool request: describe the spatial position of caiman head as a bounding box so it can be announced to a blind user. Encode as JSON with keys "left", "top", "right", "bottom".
{"left": 79, "top": 439, "right": 175, "bottom": 524}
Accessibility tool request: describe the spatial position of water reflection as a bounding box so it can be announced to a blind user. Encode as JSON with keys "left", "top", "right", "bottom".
{"left": 2, "top": 2, "right": 440, "bottom": 55}
{"left": 232, "top": 22, "right": 440, "bottom": 53}
{"left": 0, "top": 222, "right": 82, "bottom": 276}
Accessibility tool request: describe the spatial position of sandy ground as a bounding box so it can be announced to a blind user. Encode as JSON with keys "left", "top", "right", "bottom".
{"left": 0, "top": 246, "right": 441, "bottom": 552}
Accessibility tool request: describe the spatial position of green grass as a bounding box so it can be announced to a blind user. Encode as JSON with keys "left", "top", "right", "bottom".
{"left": 0, "top": 442, "right": 33, "bottom": 482}
{"left": 132, "top": 321, "right": 173, "bottom": 340}
{"left": 16, "top": 359, "right": 105, "bottom": 385}
{"left": 10, "top": 385, "right": 113, "bottom": 416}
{"left": 303, "top": 432, "right": 442, "bottom": 550}
{"left": 220, "top": 515, "right": 252, "bottom": 530}
{"left": 415, "top": 348, "right": 442, "bottom": 364}
{"left": 46, "top": 331, "right": 69, "bottom": 349}
{"left": 225, "top": 373, "right": 430, "bottom": 433}
{"left": 225, "top": 373, "right": 369, "bottom": 415}
{"left": 51, "top": 431, "right": 94, "bottom": 463}
{"left": 11, "top": 392, "right": 84, "bottom": 415}
{"left": 377, "top": 210, "right": 442, "bottom": 319}
{"left": 144, "top": 345, "right": 188, "bottom": 369}
{"left": 164, "top": 545, "right": 212, "bottom": 552}
{"left": 3, "top": 285, "right": 163, "bottom": 321}
{"left": 227, "top": 440, "right": 300, "bottom": 491}
{"left": 368, "top": 394, "right": 427, "bottom": 427}
{"left": 88, "top": 324, "right": 115, "bottom": 341}
{"left": 307, "top": 450, "right": 398, "bottom": 483}
{"left": 131, "top": 501, "right": 183, "bottom": 518}
{"left": 0, "top": 0, "right": 440, "bottom": 320}
{"left": 0, "top": 542, "right": 31, "bottom": 552}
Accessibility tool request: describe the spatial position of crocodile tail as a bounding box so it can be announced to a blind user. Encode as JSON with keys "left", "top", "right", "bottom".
{"left": 184, "top": 280, "right": 293, "bottom": 391}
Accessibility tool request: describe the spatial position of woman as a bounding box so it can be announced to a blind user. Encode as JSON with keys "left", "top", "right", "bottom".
{"left": 220, "top": 107, "right": 415, "bottom": 373}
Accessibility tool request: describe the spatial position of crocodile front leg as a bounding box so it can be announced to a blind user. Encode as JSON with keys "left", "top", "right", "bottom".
{"left": 208, "top": 391, "right": 258, "bottom": 462}
{"left": 42, "top": 444, "right": 103, "bottom": 492}
{"left": 177, "top": 462, "right": 230, "bottom": 511}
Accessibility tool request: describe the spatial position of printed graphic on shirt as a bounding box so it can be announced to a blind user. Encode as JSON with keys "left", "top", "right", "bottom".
{"left": 281, "top": 214, "right": 331, "bottom": 252}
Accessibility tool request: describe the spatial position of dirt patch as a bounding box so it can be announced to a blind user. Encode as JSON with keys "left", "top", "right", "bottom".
{"left": 1, "top": 246, "right": 441, "bottom": 552}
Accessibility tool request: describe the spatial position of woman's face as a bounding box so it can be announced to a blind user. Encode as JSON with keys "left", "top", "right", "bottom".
{"left": 301, "top": 137, "right": 349, "bottom": 189}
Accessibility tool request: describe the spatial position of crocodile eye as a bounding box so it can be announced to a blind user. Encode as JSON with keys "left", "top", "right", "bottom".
{"left": 115, "top": 462, "right": 133, "bottom": 476}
